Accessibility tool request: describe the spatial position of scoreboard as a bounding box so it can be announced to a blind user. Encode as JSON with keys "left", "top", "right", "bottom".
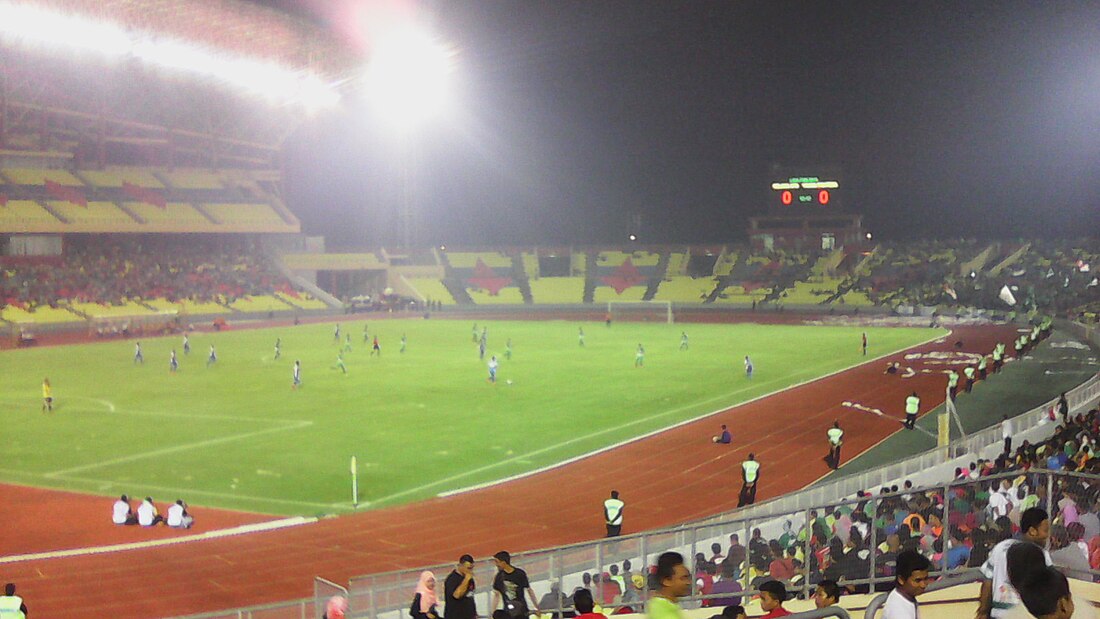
{"left": 770, "top": 175, "right": 840, "bottom": 208}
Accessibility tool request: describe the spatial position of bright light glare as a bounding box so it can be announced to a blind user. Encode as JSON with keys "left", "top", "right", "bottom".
{"left": 366, "top": 30, "right": 454, "bottom": 128}
{"left": 0, "top": 2, "right": 341, "bottom": 111}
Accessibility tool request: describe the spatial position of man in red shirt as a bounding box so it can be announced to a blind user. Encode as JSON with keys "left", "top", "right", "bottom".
{"left": 571, "top": 589, "right": 603, "bottom": 619}
{"left": 758, "top": 580, "right": 791, "bottom": 618}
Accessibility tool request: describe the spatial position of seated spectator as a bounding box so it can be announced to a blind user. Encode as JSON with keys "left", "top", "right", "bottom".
{"left": 571, "top": 589, "right": 603, "bottom": 619}
{"left": 944, "top": 527, "right": 971, "bottom": 569}
{"left": 112, "top": 494, "right": 137, "bottom": 525}
{"left": 814, "top": 579, "right": 841, "bottom": 608}
{"left": 757, "top": 580, "right": 790, "bottom": 618}
{"left": 707, "top": 606, "right": 747, "bottom": 619}
{"left": 712, "top": 425, "right": 732, "bottom": 444}
{"left": 166, "top": 499, "right": 194, "bottom": 529}
{"left": 538, "top": 581, "right": 569, "bottom": 618}
{"left": 767, "top": 541, "right": 796, "bottom": 582}
{"left": 137, "top": 496, "right": 163, "bottom": 527}
{"left": 708, "top": 560, "right": 742, "bottom": 607}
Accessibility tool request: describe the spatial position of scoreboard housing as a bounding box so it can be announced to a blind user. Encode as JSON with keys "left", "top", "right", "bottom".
{"left": 749, "top": 168, "right": 861, "bottom": 252}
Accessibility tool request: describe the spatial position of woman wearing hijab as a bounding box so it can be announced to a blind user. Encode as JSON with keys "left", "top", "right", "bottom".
{"left": 411, "top": 571, "right": 440, "bottom": 619}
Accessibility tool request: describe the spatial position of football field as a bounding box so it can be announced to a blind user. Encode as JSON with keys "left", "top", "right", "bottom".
{"left": 0, "top": 319, "right": 940, "bottom": 515}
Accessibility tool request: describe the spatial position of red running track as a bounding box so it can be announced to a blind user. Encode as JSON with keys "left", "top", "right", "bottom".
{"left": 0, "top": 324, "right": 1017, "bottom": 618}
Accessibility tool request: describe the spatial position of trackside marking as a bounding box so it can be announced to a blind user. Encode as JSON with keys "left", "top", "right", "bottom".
{"left": 427, "top": 329, "right": 951, "bottom": 501}
{"left": 0, "top": 516, "right": 316, "bottom": 565}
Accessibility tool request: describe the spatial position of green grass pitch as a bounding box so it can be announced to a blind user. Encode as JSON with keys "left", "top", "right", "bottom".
{"left": 0, "top": 319, "right": 940, "bottom": 515}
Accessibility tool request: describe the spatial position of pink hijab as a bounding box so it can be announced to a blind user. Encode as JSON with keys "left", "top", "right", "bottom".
{"left": 416, "top": 571, "right": 438, "bottom": 613}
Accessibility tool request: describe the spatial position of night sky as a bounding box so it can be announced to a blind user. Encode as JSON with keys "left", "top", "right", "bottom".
{"left": 277, "top": 1, "right": 1100, "bottom": 249}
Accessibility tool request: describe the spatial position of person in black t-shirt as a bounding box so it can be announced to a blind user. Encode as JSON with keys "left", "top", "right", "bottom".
{"left": 444, "top": 555, "right": 477, "bottom": 619}
{"left": 491, "top": 551, "right": 539, "bottom": 618}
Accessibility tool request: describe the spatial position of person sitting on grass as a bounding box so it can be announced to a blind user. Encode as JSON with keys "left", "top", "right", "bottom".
{"left": 757, "top": 580, "right": 790, "bottom": 618}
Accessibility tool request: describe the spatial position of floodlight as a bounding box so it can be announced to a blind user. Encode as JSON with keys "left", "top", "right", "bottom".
{"left": 365, "top": 30, "right": 455, "bottom": 129}
{"left": 629, "top": 234, "right": 637, "bottom": 241}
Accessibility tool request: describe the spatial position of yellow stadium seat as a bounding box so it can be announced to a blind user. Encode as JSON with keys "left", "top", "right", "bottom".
{"left": 528, "top": 278, "right": 585, "bottom": 304}
{"left": 2, "top": 168, "right": 83, "bottom": 185}
{"left": 404, "top": 279, "right": 456, "bottom": 304}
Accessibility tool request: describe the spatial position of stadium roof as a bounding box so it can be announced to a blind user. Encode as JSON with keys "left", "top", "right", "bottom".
{"left": 0, "top": 0, "right": 361, "bottom": 163}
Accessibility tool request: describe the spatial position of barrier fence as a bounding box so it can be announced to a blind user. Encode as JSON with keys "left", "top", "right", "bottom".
{"left": 175, "top": 324, "right": 1100, "bottom": 619}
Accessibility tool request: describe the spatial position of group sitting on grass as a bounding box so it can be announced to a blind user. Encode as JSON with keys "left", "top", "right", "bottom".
{"left": 112, "top": 495, "right": 194, "bottom": 529}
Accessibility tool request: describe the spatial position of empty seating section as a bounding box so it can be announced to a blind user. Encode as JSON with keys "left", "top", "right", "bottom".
{"left": 227, "top": 295, "right": 295, "bottom": 312}
{"left": 596, "top": 250, "right": 659, "bottom": 267}
{"left": 1, "top": 168, "right": 82, "bottom": 185}
{"left": 203, "top": 203, "right": 288, "bottom": 229}
{"left": 69, "top": 301, "right": 158, "bottom": 318}
{"left": 570, "top": 253, "right": 586, "bottom": 276}
{"left": 522, "top": 253, "right": 540, "bottom": 280}
{"left": 712, "top": 251, "right": 737, "bottom": 276}
{"left": 445, "top": 252, "right": 511, "bottom": 268}
{"left": 651, "top": 277, "right": 715, "bottom": 302}
{"left": 79, "top": 168, "right": 165, "bottom": 188}
{"left": 0, "top": 304, "right": 82, "bottom": 323}
{"left": 404, "top": 278, "right": 456, "bottom": 304}
{"left": 125, "top": 202, "right": 211, "bottom": 228}
{"left": 466, "top": 287, "right": 525, "bottom": 304}
{"left": 48, "top": 201, "right": 137, "bottom": 229}
{"left": 711, "top": 285, "right": 768, "bottom": 305}
{"left": 779, "top": 279, "right": 842, "bottom": 305}
{"left": 528, "top": 278, "right": 584, "bottom": 304}
{"left": 159, "top": 169, "right": 224, "bottom": 189}
{"left": 0, "top": 201, "right": 61, "bottom": 225}
{"left": 275, "top": 291, "right": 332, "bottom": 310}
{"left": 665, "top": 252, "right": 688, "bottom": 276}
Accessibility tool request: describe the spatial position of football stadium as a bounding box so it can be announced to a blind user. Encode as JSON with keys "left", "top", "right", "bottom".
{"left": 0, "top": 2, "right": 1099, "bottom": 619}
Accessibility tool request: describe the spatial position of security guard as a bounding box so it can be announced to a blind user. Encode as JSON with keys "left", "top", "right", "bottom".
{"left": 904, "top": 392, "right": 921, "bottom": 429}
{"left": 946, "top": 369, "right": 960, "bottom": 401}
{"left": 604, "top": 490, "right": 625, "bottom": 537}
{"left": 738, "top": 453, "right": 761, "bottom": 506}
{"left": 964, "top": 365, "right": 977, "bottom": 392}
{"left": 0, "top": 583, "right": 27, "bottom": 619}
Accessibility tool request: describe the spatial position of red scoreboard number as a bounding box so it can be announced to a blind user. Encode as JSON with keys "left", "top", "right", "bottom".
{"left": 778, "top": 189, "right": 830, "bottom": 205}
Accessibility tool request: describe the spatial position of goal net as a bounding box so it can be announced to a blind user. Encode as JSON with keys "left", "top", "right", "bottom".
{"left": 606, "top": 300, "right": 673, "bottom": 324}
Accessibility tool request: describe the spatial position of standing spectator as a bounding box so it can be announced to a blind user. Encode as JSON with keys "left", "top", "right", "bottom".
{"left": 738, "top": 453, "right": 760, "bottom": 507}
{"left": 166, "top": 500, "right": 194, "bottom": 529}
{"left": 1002, "top": 416, "right": 1013, "bottom": 454}
{"left": 112, "top": 494, "right": 137, "bottom": 525}
{"left": 491, "top": 552, "right": 539, "bottom": 619}
{"left": 444, "top": 555, "right": 477, "bottom": 619}
{"left": 977, "top": 509, "right": 1051, "bottom": 619}
{"left": 411, "top": 571, "right": 440, "bottom": 619}
{"left": 757, "top": 581, "right": 791, "bottom": 618}
{"left": 826, "top": 421, "right": 844, "bottom": 470}
{"left": 882, "top": 551, "right": 931, "bottom": 619}
{"left": 646, "top": 552, "right": 691, "bottom": 619}
{"left": 904, "top": 392, "right": 920, "bottom": 430}
{"left": 137, "top": 496, "right": 163, "bottom": 527}
{"left": 0, "top": 583, "right": 27, "bottom": 619}
{"left": 727, "top": 535, "right": 746, "bottom": 569}
{"left": 604, "top": 491, "right": 625, "bottom": 537}
{"left": 1058, "top": 393, "right": 1070, "bottom": 423}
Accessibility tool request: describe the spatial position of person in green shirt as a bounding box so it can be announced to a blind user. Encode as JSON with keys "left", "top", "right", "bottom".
{"left": 646, "top": 552, "right": 691, "bottom": 619}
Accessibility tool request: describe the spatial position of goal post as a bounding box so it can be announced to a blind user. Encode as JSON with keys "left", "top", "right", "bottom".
{"left": 606, "top": 300, "right": 674, "bottom": 324}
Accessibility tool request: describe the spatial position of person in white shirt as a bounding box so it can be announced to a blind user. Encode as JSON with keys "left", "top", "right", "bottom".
{"left": 977, "top": 508, "right": 1051, "bottom": 619}
{"left": 826, "top": 421, "right": 844, "bottom": 470}
{"left": 166, "top": 499, "right": 194, "bottom": 529}
{"left": 137, "top": 496, "right": 164, "bottom": 527}
{"left": 1001, "top": 415, "right": 1013, "bottom": 454}
{"left": 112, "top": 494, "right": 137, "bottom": 525}
{"left": 988, "top": 481, "right": 1012, "bottom": 520}
{"left": 882, "top": 550, "right": 930, "bottom": 619}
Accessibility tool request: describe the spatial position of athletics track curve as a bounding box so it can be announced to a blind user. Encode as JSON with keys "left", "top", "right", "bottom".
{"left": 0, "top": 321, "right": 1018, "bottom": 618}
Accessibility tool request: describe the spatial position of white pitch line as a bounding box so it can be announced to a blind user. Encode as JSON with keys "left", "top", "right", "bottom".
{"left": 45, "top": 420, "right": 313, "bottom": 477}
